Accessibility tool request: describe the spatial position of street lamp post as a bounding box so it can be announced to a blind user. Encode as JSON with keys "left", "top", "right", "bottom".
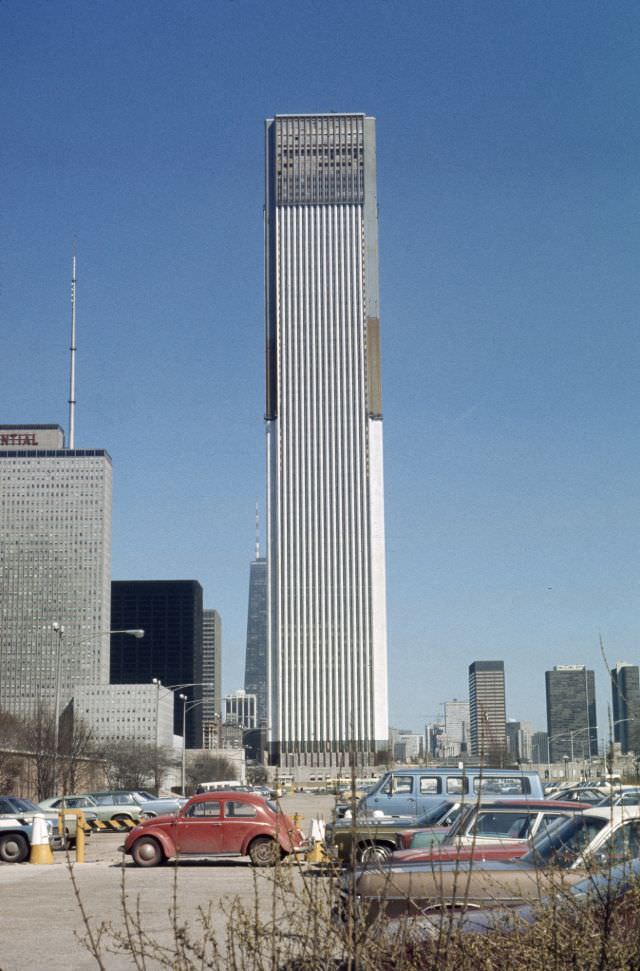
{"left": 51, "top": 625, "right": 144, "bottom": 794}
{"left": 179, "top": 696, "right": 210, "bottom": 796}
{"left": 51, "top": 623, "right": 65, "bottom": 794}
{"left": 179, "top": 693, "right": 188, "bottom": 796}
{"left": 150, "top": 681, "right": 214, "bottom": 794}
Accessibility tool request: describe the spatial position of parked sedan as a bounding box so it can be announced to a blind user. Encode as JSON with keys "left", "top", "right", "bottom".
{"left": 83, "top": 792, "right": 144, "bottom": 823}
{"left": 123, "top": 790, "right": 303, "bottom": 867}
{"left": 132, "top": 791, "right": 188, "bottom": 818}
{"left": 393, "top": 800, "right": 589, "bottom": 861}
{"left": 597, "top": 788, "right": 640, "bottom": 808}
{"left": 88, "top": 790, "right": 185, "bottom": 819}
{"left": 379, "top": 858, "right": 640, "bottom": 942}
{"left": 41, "top": 793, "right": 142, "bottom": 826}
{"left": 337, "top": 806, "right": 640, "bottom": 922}
{"left": 0, "top": 795, "right": 94, "bottom": 848}
{"left": 0, "top": 816, "right": 54, "bottom": 863}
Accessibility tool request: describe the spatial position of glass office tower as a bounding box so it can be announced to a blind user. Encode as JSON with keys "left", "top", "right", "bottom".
{"left": 545, "top": 665, "right": 597, "bottom": 763}
{"left": 264, "top": 114, "right": 389, "bottom": 770}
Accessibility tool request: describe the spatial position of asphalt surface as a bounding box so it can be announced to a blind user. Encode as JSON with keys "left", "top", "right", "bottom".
{"left": 0, "top": 793, "right": 338, "bottom": 971}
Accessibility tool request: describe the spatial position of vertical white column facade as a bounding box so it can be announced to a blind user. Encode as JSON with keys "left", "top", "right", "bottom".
{"left": 265, "top": 115, "right": 388, "bottom": 766}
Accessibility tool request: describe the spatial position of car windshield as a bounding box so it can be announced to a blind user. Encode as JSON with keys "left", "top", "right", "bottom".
{"left": 135, "top": 791, "right": 156, "bottom": 801}
{"left": 10, "top": 798, "right": 39, "bottom": 812}
{"left": 522, "top": 814, "right": 608, "bottom": 868}
{"left": 416, "top": 802, "right": 456, "bottom": 826}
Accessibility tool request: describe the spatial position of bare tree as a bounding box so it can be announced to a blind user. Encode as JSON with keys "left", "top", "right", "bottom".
{"left": 185, "top": 753, "right": 237, "bottom": 793}
{"left": 0, "top": 709, "right": 23, "bottom": 792}
{"left": 98, "top": 740, "right": 176, "bottom": 793}
{"left": 21, "top": 707, "right": 56, "bottom": 800}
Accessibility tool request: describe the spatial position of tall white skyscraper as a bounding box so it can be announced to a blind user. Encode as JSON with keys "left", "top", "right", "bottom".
{"left": 0, "top": 425, "right": 112, "bottom": 721}
{"left": 264, "top": 114, "right": 389, "bottom": 771}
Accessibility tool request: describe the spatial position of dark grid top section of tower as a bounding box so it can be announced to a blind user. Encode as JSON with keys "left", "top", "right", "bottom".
{"left": 271, "top": 114, "right": 366, "bottom": 206}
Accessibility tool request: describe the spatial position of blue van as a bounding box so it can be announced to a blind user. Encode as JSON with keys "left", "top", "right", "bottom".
{"left": 358, "top": 767, "right": 544, "bottom": 818}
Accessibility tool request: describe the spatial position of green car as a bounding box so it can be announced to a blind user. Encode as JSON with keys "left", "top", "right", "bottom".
{"left": 40, "top": 793, "right": 142, "bottom": 826}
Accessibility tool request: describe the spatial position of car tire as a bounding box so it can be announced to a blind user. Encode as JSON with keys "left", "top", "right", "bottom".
{"left": 357, "top": 842, "right": 392, "bottom": 866}
{"left": 249, "top": 837, "right": 280, "bottom": 867}
{"left": 0, "top": 833, "right": 29, "bottom": 864}
{"left": 131, "top": 837, "right": 164, "bottom": 867}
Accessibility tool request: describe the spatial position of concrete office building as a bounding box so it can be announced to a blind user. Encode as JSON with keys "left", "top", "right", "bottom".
{"left": 0, "top": 425, "right": 112, "bottom": 721}
{"left": 468, "top": 661, "right": 507, "bottom": 758}
{"left": 202, "top": 608, "right": 222, "bottom": 741}
{"left": 611, "top": 662, "right": 640, "bottom": 754}
{"left": 545, "top": 665, "right": 597, "bottom": 763}
{"left": 74, "top": 683, "right": 174, "bottom": 747}
{"left": 243, "top": 555, "right": 267, "bottom": 727}
{"left": 265, "top": 113, "right": 389, "bottom": 770}
{"left": 224, "top": 689, "right": 257, "bottom": 730}
{"left": 110, "top": 580, "right": 203, "bottom": 747}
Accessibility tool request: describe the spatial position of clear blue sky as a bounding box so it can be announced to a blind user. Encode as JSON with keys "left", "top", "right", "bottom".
{"left": 3, "top": 0, "right": 639, "bottom": 740}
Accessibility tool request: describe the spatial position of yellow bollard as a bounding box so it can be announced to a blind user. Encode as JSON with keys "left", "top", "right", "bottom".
{"left": 292, "top": 813, "right": 303, "bottom": 829}
{"left": 75, "top": 811, "right": 85, "bottom": 863}
{"left": 58, "top": 808, "right": 87, "bottom": 862}
{"left": 305, "top": 840, "right": 332, "bottom": 864}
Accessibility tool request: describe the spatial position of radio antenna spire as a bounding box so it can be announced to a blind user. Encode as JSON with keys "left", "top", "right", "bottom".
{"left": 255, "top": 501, "right": 260, "bottom": 560}
{"left": 68, "top": 246, "right": 77, "bottom": 448}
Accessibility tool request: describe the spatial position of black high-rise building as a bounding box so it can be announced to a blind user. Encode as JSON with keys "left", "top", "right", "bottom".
{"left": 611, "top": 662, "right": 640, "bottom": 754}
{"left": 545, "top": 665, "right": 597, "bottom": 763}
{"left": 111, "top": 580, "right": 203, "bottom": 747}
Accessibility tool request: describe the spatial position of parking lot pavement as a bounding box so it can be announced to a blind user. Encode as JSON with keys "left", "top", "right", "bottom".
{"left": 0, "top": 793, "right": 339, "bottom": 971}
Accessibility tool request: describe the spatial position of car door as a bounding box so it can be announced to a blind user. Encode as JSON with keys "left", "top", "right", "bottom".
{"left": 591, "top": 820, "right": 640, "bottom": 866}
{"left": 367, "top": 774, "right": 417, "bottom": 816}
{"left": 458, "top": 810, "right": 534, "bottom": 846}
{"left": 223, "top": 800, "right": 261, "bottom": 853}
{"left": 174, "top": 799, "right": 223, "bottom": 854}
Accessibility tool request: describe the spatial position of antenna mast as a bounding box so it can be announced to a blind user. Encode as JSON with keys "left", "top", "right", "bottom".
{"left": 68, "top": 249, "right": 77, "bottom": 448}
{"left": 255, "top": 501, "right": 260, "bottom": 560}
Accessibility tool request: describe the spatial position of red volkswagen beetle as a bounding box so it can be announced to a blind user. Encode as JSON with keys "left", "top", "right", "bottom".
{"left": 123, "top": 790, "right": 303, "bottom": 867}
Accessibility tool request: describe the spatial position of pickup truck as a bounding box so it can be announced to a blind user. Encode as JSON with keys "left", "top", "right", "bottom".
{"left": 325, "top": 800, "right": 461, "bottom": 865}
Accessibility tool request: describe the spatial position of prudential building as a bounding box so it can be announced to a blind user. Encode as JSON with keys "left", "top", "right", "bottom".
{"left": 264, "top": 114, "right": 389, "bottom": 773}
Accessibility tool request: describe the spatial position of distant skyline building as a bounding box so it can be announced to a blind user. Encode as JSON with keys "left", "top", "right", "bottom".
{"left": 224, "top": 689, "right": 257, "bottom": 730}
{"left": 0, "top": 425, "right": 112, "bottom": 721}
{"left": 243, "top": 544, "right": 267, "bottom": 727}
{"left": 506, "top": 719, "right": 534, "bottom": 763}
{"left": 443, "top": 699, "right": 470, "bottom": 755}
{"left": 611, "top": 662, "right": 640, "bottom": 754}
{"left": 265, "top": 113, "right": 389, "bottom": 770}
{"left": 531, "top": 731, "right": 549, "bottom": 764}
{"left": 545, "top": 665, "right": 597, "bottom": 762}
{"left": 110, "top": 580, "right": 203, "bottom": 747}
{"left": 468, "top": 661, "right": 507, "bottom": 758}
{"left": 202, "top": 608, "right": 222, "bottom": 734}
